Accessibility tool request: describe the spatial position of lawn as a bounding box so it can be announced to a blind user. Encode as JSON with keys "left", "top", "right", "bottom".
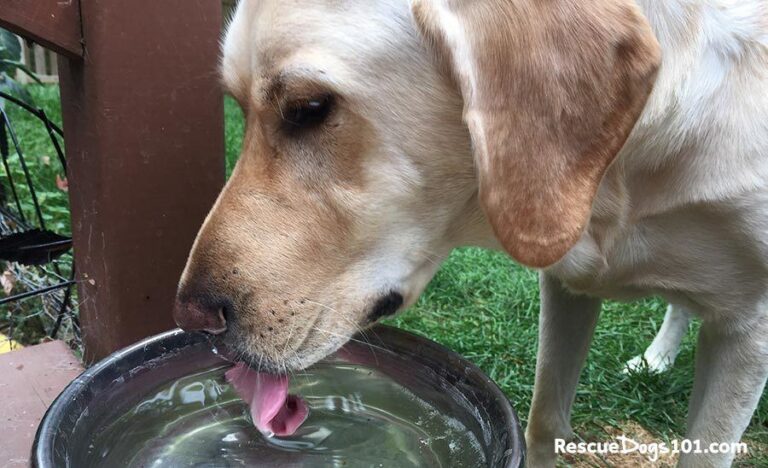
{"left": 4, "top": 85, "right": 767, "bottom": 466}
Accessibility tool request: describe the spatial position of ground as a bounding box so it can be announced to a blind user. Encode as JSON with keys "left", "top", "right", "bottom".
{"left": 3, "top": 85, "right": 766, "bottom": 466}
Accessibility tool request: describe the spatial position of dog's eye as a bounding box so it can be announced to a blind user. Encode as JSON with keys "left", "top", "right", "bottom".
{"left": 282, "top": 95, "right": 333, "bottom": 130}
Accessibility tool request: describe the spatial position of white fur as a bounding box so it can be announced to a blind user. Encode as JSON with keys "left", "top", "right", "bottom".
{"left": 624, "top": 304, "right": 692, "bottom": 374}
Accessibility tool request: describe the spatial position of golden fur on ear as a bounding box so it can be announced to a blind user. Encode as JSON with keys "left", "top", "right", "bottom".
{"left": 413, "top": 0, "right": 661, "bottom": 268}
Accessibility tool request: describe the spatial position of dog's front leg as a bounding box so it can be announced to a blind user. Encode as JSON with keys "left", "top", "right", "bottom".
{"left": 680, "top": 315, "right": 768, "bottom": 468}
{"left": 526, "top": 272, "right": 601, "bottom": 467}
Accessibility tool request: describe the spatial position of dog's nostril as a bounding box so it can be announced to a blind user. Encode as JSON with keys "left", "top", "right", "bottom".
{"left": 173, "top": 297, "right": 228, "bottom": 335}
{"left": 367, "top": 291, "right": 404, "bottom": 323}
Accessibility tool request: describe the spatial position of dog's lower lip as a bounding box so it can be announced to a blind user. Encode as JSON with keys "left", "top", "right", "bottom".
{"left": 367, "top": 291, "right": 404, "bottom": 323}
{"left": 202, "top": 338, "right": 284, "bottom": 374}
{"left": 222, "top": 356, "right": 285, "bottom": 375}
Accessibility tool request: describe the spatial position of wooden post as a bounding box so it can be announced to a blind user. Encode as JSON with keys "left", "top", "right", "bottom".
{"left": 57, "top": 1, "right": 225, "bottom": 362}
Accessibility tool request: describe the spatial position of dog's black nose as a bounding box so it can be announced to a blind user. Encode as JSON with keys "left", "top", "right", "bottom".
{"left": 173, "top": 296, "right": 228, "bottom": 335}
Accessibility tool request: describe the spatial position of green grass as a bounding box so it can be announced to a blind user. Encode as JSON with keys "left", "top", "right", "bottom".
{"left": 1, "top": 86, "right": 73, "bottom": 346}
{"left": 8, "top": 86, "right": 768, "bottom": 465}
{"left": 2, "top": 85, "right": 69, "bottom": 233}
{"left": 392, "top": 250, "right": 767, "bottom": 446}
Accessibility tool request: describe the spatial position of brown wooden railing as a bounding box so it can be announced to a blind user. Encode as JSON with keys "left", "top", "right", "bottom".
{"left": 1, "top": 0, "right": 226, "bottom": 362}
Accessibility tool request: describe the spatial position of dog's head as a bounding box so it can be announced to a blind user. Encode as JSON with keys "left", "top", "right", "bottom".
{"left": 174, "top": 0, "right": 659, "bottom": 372}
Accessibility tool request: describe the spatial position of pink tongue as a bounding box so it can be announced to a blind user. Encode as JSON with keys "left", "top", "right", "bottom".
{"left": 225, "top": 362, "right": 309, "bottom": 436}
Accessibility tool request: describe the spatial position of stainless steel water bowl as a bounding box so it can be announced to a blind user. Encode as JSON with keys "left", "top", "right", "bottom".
{"left": 33, "top": 326, "right": 524, "bottom": 467}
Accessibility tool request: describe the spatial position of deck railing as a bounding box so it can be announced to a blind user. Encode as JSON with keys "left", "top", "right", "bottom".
{"left": 14, "top": 0, "right": 237, "bottom": 85}
{"left": 16, "top": 39, "right": 59, "bottom": 84}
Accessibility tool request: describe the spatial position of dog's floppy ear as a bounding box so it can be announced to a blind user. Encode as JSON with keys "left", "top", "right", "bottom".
{"left": 412, "top": 0, "right": 660, "bottom": 267}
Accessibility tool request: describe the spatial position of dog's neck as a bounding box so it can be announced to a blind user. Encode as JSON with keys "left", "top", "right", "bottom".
{"left": 619, "top": 0, "right": 768, "bottom": 211}
{"left": 545, "top": 0, "right": 768, "bottom": 288}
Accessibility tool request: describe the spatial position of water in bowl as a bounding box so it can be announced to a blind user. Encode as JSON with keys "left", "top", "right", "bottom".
{"left": 85, "top": 359, "right": 487, "bottom": 467}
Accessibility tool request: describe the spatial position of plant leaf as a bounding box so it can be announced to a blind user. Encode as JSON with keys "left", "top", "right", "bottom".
{"left": 0, "top": 30, "right": 22, "bottom": 62}
{"left": 0, "top": 116, "right": 7, "bottom": 157}
{"left": 0, "top": 229, "right": 72, "bottom": 266}
{"left": 56, "top": 174, "right": 69, "bottom": 192}
{"left": 0, "top": 60, "right": 42, "bottom": 84}
{"left": 0, "top": 76, "right": 35, "bottom": 105}
{"left": 1, "top": 269, "right": 15, "bottom": 295}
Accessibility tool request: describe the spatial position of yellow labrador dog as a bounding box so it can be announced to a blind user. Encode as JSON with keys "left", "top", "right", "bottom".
{"left": 173, "top": 1, "right": 768, "bottom": 466}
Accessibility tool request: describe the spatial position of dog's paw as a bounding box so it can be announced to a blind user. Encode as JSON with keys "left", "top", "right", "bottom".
{"left": 623, "top": 352, "right": 674, "bottom": 374}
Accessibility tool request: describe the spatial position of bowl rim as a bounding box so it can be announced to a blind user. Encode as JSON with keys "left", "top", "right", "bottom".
{"left": 32, "top": 325, "right": 525, "bottom": 467}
